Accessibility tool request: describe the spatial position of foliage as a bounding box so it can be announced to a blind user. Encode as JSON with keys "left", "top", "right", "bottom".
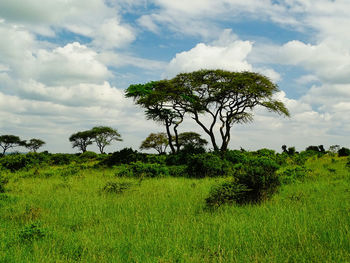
{"left": 69, "top": 130, "right": 94, "bottom": 153}
{"left": 100, "top": 148, "right": 145, "bottom": 166}
{"left": 167, "top": 165, "right": 188, "bottom": 177}
{"left": 338, "top": 147, "right": 350, "bottom": 157}
{"left": 116, "top": 161, "right": 169, "bottom": 178}
{"left": 19, "top": 222, "right": 46, "bottom": 243}
{"left": 127, "top": 70, "right": 290, "bottom": 153}
{"left": 24, "top": 138, "right": 45, "bottom": 152}
{"left": 205, "top": 180, "right": 249, "bottom": 208}
{"left": 305, "top": 145, "right": 326, "bottom": 154}
{"left": 186, "top": 153, "right": 235, "bottom": 178}
{"left": 0, "top": 135, "right": 25, "bottom": 155}
{"left": 79, "top": 151, "right": 98, "bottom": 161}
{"left": 171, "top": 70, "right": 290, "bottom": 152}
{"left": 102, "top": 181, "right": 133, "bottom": 194}
{"left": 91, "top": 126, "right": 122, "bottom": 154}
{"left": 0, "top": 174, "right": 9, "bottom": 193}
{"left": 282, "top": 145, "right": 296, "bottom": 155}
{"left": 140, "top": 132, "right": 169, "bottom": 154}
{"left": 277, "top": 165, "right": 309, "bottom": 184}
{"left": 177, "top": 132, "right": 208, "bottom": 150}
{"left": 234, "top": 157, "right": 280, "bottom": 203}
{"left": 224, "top": 150, "right": 248, "bottom": 164}
{"left": 126, "top": 80, "right": 185, "bottom": 154}
{"left": 50, "top": 153, "right": 77, "bottom": 165}
{"left": 144, "top": 154, "right": 167, "bottom": 165}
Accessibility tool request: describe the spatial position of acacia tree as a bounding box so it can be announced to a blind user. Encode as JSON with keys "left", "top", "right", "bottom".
{"left": 0, "top": 135, "right": 24, "bottom": 155}
{"left": 91, "top": 126, "right": 122, "bottom": 154}
{"left": 25, "top": 138, "right": 46, "bottom": 153}
{"left": 171, "top": 70, "right": 290, "bottom": 152}
{"left": 140, "top": 132, "right": 169, "bottom": 154}
{"left": 177, "top": 132, "right": 208, "bottom": 150}
{"left": 69, "top": 130, "right": 94, "bottom": 153}
{"left": 126, "top": 80, "right": 185, "bottom": 154}
{"left": 127, "top": 70, "right": 289, "bottom": 153}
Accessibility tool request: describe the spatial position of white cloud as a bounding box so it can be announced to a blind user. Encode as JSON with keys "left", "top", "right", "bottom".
{"left": 34, "top": 42, "right": 111, "bottom": 85}
{"left": 166, "top": 41, "right": 253, "bottom": 77}
{"left": 92, "top": 18, "right": 136, "bottom": 50}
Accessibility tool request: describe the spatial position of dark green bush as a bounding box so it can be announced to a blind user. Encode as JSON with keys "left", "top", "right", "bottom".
{"left": 145, "top": 154, "right": 167, "bottom": 165}
{"left": 338, "top": 147, "right": 350, "bottom": 157}
{"left": 206, "top": 156, "right": 280, "bottom": 208}
{"left": 0, "top": 174, "right": 9, "bottom": 193}
{"left": 205, "top": 180, "right": 249, "bottom": 208}
{"left": 78, "top": 151, "right": 98, "bottom": 161}
{"left": 102, "top": 181, "right": 133, "bottom": 194}
{"left": 186, "top": 153, "right": 234, "bottom": 178}
{"left": 234, "top": 157, "right": 280, "bottom": 203}
{"left": 0, "top": 154, "right": 31, "bottom": 171}
{"left": 101, "top": 148, "right": 145, "bottom": 166}
{"left": 50, "top": 153, "right": 76, "bottom": 165}
{"left": 224, "top": 150, "right": 248, "bottom": 164}
{"left": 59, "top": 166, "right": 80, "bottom": 177}
{"left": 167, "top": 165, "right": 188, "bottom": 177}
{"left": 115, "top": 161, "right": 169, "bottom": 178}
{"left": 19, "top": 222, "right": 46, "bottom": 243}
{"left": 277, "top": 165, "right": 308, "bottom": 184}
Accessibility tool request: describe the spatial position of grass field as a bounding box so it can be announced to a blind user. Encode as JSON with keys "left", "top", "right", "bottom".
{"left": 1, "top": 156, "right": 350, "bottom": 262}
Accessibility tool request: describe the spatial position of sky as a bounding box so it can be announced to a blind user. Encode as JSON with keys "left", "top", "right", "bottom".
{"left": 0, "top": 0, "right": 349, "bottom": 153}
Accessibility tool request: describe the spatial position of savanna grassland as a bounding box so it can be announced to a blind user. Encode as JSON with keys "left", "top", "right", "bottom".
{"left": 0, "top": 152, "right": 350, "bottom": 263}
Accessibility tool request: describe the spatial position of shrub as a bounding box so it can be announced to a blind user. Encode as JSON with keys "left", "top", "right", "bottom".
{"left": 102, "top": 181, "right": 133, "bottom": 194}
{"left": 19, "top": 222, "right": 46, "bottom": 243}
{"left": 277, "top": 165, "right": 308, "bottom": 184}
{"left": 224, "top": 150, "right": 248, "bottom": 164}
{"left": 167, "top": 165, "right": 188, "bottom": 177}
{"left": 0, "top": 174, "right": 9, "bottom": 193}
{"left": 101, "top": 148, "right": 145, "bottom": 166}
{"left": 205, "top": 157, "right": 280, "bottom": 208}
{"left": 234, "top": 157, "right": 280, "bottom": 203}
{"left": 145, "top": 154, "right": 167, "bottom": 165}
{"left": 186, "top": 153, "right": 234, "bottom": 178}
{"left": 78, "top": 151, "right": 98, "bottom": 161}
{"left": 50, "top": 153, "right": 76, "bottom": 165}
{"left": 115, "top": 161, "right": 169, "bottom": 178}
{"left": 205, "top": 180, "right": 249, "bottom": 208}
{"left": 338, "top": 147, "right": 350, "bottom": 157}
{"left": 0, "top": 154, "right": 31, "bottom": 171}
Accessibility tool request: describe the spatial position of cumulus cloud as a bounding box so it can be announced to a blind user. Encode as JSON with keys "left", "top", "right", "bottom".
{"left": 166, "top": 40, "right": 253, "bottom": 77}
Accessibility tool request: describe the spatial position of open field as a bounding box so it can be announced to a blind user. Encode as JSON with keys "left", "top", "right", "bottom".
{"left": 1, "top": 156, "right": 350, "bottom": 262}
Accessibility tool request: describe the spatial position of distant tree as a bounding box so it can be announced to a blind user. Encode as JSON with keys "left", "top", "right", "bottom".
{"left": 91, "top": 126, "right": 122, "bottom": 154}
{"left": 177, "top": 132, "right": 208, "bottom": 149}
{"left": 140, "top": 132, "right": 169, "bottom": 154}
{"left": 338, "top": 147, "right": 350, "bottom": 157}
{"left": 69, "top": 130, "right": 94, "bottom": 153}
{"left": 282, "top": 145, "right": 296, "bottom": 155}
{"left": 25, "top": 138, "right": 46, "bottom": 153}
{"left": 126, "top": 80, "right": 185, "bottom": 154}
{"left": 329, "top": 145, "right": 340, "bottom": 154}
{"left": 0, "top": 135, "right": 24, "bottom": 155}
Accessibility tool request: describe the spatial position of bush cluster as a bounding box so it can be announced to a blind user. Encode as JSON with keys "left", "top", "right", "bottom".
{"left": 115, "top": 161, "right": 169, "bottom": 178}
{"left": 205, "top": 156, "right": 280, "bottom": 208}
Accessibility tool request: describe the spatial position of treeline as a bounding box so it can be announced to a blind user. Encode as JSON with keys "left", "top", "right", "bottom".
{"left": 1, "top": 144, "right": 350, "bottom": 206}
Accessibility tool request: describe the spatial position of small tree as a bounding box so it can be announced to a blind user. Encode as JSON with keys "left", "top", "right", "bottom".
{"left": 91, "top": 126, "right": 122, "bottom": 154}
{"left": 25, "top": 139, "right": 46, "bottom": 153}
{"left": 69, "top": 130, "right": 94, "bottom": 153}
{"left": 0, "top": 135, "right": 24, "bottom": 155}
{"left": 177, "top": 132, "right": 208, "bottom": 150}
{"left": 140, "top": 132, "right": 169, "bottom": 154}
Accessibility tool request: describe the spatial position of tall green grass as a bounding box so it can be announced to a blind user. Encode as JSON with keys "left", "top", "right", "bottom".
{"left": 0, "top": 156, "right": 349, "bottom": 262}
